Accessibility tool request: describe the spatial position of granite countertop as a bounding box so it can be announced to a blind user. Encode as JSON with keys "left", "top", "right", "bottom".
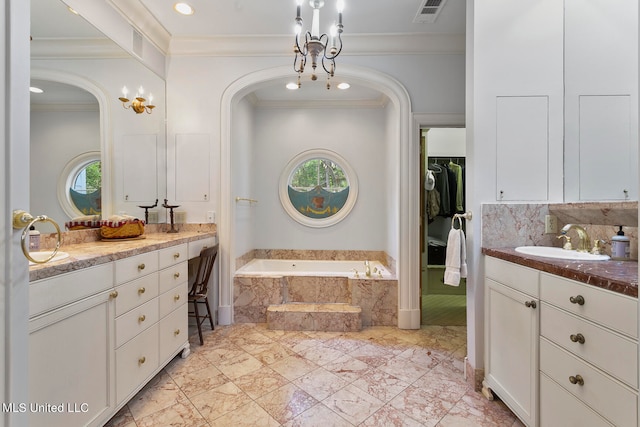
{"left": 29, "top": 231, "right": 216, "bottom": 282}
{"left": 483, "top": 247, "right": 638, "bottom": 298}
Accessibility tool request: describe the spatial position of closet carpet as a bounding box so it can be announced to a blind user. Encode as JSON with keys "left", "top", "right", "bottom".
{"left": 421, "top": 294, "right": 467, "bottom": 326}
{"left": 103, "top": 322, "right": 522, "bottom": 426}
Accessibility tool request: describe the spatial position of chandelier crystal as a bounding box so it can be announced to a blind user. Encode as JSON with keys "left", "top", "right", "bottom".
{"left": 293, "top": 0, "right": 344, "bottom": 89}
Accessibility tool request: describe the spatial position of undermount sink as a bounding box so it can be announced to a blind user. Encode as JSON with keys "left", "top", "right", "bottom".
{"left": 28, "top": 251, "right": 69, "bottom": 265}
{"left": 515, "top": 246, "right": 610, "bottom": 261}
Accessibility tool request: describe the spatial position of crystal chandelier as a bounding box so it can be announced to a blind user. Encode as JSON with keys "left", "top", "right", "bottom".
{"left": 293, "top": 0, "right": 344, "bottom": 89}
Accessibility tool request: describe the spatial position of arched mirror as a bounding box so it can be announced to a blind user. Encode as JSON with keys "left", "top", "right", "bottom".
{"left": 279, "top": 149, "right": 358, "bottom": 227}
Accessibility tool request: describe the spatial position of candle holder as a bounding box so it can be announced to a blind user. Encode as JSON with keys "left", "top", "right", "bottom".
{"left": 162, "top": 199, "right": 180, "bottom": 233}
{"left": 138, "top": 199, "right": 158, "bottom": 224}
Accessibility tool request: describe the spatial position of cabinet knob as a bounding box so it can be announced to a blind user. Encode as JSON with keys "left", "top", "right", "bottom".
{"left": 174, "top": 253, "right": 180, "bottom": 259}
{"left": 524, "top": 300, "right": 537, "bottom": 309}
{"left": 138, "top": 314, "right": 146, "bottom": 323}
{"left": 569, "top": 375, "right": 584, "bottom": 386}
{"left": 174, "top": 294, "right": 180, "bottom": 301}
{"left": 138, "top": 287, "right": 146, "bottom": 294}
{"left": 109, "top": 291, "right": 119, "bottom": 299}
{"left": 174, "top": 272, "right": 180, "bottom": 279}
{"left": 138, "top": 356, "right": 146, "bottom": 365}
{"left": 138, "top": 263, "right": 146, "bottom": 271}
{"left": 174, "top": 329, "right": 180, "bottom": 336}
{"left": 569, "top": 295, "right": 585, "bottom": 305}
{"left": 570, "top": 333, "right": 585, "bottom": 344}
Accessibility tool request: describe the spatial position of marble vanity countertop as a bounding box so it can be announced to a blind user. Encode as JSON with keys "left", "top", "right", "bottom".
{"left": 483, "top": 247, "right": 638, "bottom": 298}
{"left": 29, "top": 231, "right": 216, "bottom": 282}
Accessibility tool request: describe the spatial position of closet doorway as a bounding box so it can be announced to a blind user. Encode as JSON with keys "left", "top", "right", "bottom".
{"left": 420, "top": 128, "right": 467, "bottom": 326}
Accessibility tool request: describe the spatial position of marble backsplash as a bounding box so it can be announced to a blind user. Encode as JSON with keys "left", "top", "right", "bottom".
{"left": 482, "top": 202, "right": 638, "bottom": 260}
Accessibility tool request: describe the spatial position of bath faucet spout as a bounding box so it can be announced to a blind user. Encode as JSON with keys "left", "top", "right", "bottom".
{"left": 560, "top": 224, "right": 590, "bottom": 252}
{"left": 364, "top": 260, "right": 371, "bottom": 277}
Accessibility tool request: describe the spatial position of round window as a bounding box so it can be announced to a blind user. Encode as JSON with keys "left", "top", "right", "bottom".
{"left": 57, "top": 152, "right": 102, "bottom": 218}
{"left": 279, "top": 149, "right": 358, "bottom": 227}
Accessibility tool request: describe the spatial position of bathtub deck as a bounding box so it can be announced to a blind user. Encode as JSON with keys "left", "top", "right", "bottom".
{"left": 267, "top": 303, "right": 362, "bottom": 332}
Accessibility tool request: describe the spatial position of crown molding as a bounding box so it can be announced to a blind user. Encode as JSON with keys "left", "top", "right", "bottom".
{"left": 169, "top": 33, "right": 465, "bottom": 57}
{"left": 31, "top": 103, "right": 99, "bottom": 112}
{"left": 249, "top": 94, "right": 390, "bottom": 109}
{"left": 106, "top": 0, "right": 171, "bottom": 54}
{"left": 31, "top": 38, "right": 131, "bottom": 60}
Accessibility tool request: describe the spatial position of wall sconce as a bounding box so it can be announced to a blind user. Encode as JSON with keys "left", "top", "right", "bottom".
{"left": 118, "top": 86, "right": 155, "bottom": 114}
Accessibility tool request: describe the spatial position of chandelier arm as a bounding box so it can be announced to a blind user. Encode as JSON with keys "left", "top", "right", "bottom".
{"left": 321, "top": 56, "right": 336, "bottom": 76}
{"left": 323, "top": 32, "right": 343, "bottom": 60}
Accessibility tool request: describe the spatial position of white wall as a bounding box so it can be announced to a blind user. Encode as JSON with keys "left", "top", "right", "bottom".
{"left": 30, "top": 109, "right": 100, "bottom": 225}
{"left": 249, "top": 105, "right": 389, "bottom": 251}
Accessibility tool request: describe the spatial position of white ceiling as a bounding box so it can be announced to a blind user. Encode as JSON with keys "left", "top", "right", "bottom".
{"left": 31, "top": 0, "right": 466, "bottom": 104}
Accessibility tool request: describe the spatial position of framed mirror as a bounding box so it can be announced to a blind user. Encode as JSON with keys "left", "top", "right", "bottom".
{"left": 279, "top": 149, "right": 358, "bottom": 227}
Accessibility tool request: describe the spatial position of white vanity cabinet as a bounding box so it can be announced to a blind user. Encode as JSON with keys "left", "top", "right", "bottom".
{"left": 28, "top": 264, "right": 116, "bottom": 427}
{"left": 484, "top": 257, "right": 540, "bottom": 427}
{"left": 114, "top": 245, "right": 190, "bottom": 405}
{"left": 539, "top": 273, "right": 638, "bottom": 427}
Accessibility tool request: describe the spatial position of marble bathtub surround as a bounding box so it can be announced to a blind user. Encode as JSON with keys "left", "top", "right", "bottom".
{"left": 105, "top": 323, "right": 521, "bottom": 427}
{"left": 237, "top": 249, "right": 395, "bottom": 274}
{"left": 234, "top": 274, "right": 398, "bottom": 327}
{"left": 482, "top": 201, "right": 638, "bottom": 260}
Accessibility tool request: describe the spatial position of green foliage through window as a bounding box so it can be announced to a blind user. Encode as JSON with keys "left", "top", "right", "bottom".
{"left": 290, "top": 158, "right": 348, "bottom": 192}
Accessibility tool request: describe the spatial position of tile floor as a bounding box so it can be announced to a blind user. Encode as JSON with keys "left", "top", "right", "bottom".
{"left": 104, "top": 323, "right": 524, "bottom": 426}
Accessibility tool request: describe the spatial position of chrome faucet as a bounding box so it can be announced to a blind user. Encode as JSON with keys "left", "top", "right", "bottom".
{"left": 560, "top": 224, "right": 590, "bottom": 252}
{"left": 364, "top": 260, "right": 371, "bottom": 277}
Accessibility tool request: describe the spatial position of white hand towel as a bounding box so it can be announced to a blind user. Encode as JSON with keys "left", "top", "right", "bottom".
{"left": 444, "top": 228, "right": 467, "bottom": 286}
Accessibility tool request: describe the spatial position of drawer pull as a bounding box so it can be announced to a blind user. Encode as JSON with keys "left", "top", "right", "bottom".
{"left": 138, "top": 356, "right": 146, "bottom": 365}
{"left": 570, "top": 333, "right": 586, "bottom": 344}
{"left": 174, "top": 294, "right": 180, "bottom": 301}
{"left": 524, "top": 300, "right": 537, "bottom": 309}
{"left": 138, "top": 314, "right": 146, "bottom": 323}
{"left": 138, "top": 263, "right": 146, "bottom": 271}
{"left": 569, "top": 375, "right": 584, "bottom": 386}
{"left": 174, "top": 329, "right": 180, "bottom": 336}
{"left": 109, "top": 291, "right": 119, "bottom": 299}
{"left": 138, "top": 287, "right": 146, "bottom": 294}
{"left": 174, "top": 253, "right": 180, "bottom": 259}
{"left": 174, "top": 272, "right": 180, "bottom": 279}
{"left": 569, "top": 295, "right": 585, "bottom": 305}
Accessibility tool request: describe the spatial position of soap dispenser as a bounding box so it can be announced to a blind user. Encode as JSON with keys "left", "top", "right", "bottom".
{"left": 611, "top": 226, "right": 630, "bottom": 260}
{"left": 29, "top": 226, "right": 41, "bottom": 251}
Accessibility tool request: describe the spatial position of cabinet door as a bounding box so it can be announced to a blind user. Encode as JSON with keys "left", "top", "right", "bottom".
{"left": 119, "top": 134, "right": 158, "bottom": 202}
{"left": 175, "top": 134, "right": 210, "bottom": 202}
{"left": 485, "top": 278, "right": 538, "bottom": 427}
{"left": 29, "top": 290, "right": 115, "bottom": 427}
{"left": 496, "top": 96, "right": 549, "bottom": 201}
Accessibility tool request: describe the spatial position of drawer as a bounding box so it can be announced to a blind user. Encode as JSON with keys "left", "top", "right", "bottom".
{"left": 30, "top": 263, "right": 113, "bottom": 317}
{"left": 188, "top": 237, "right": 217, "bottom": 259}
{"left": 540, "top": 373, "right": 614, "bottom": 427}
{"left": 115, "top": 298, "right": 159, "bottom": 348}
{"left": 114, "top": 272, "right": 159, "bottom": 317}
{"left": 159, "top": 244, "right": 188, "bottom": 270}
{"left": 159, "top": 261, "right": 188, "bottom": 294}
{"left": 540, "top": 337, "right": 637, "bottom": 427}
{"left": 116, "top": 323, "right": 159, "bottom": 404}
{"left": 159, "top": 282, "right": 188, "bottom": 318}
{"left": 540, "top": 272, "right": 638, "bottom": 339}
{"left": 114, "top": 251, "right": 159, "bottom": 285}
{"left": 540, "top": 303, "right": 638, "bottom": 388}
{"left": 159, "top": 303, "right": 188, "bottom": 363}
{"left": 485, "top": 256, "right": 538, "bottom": 297}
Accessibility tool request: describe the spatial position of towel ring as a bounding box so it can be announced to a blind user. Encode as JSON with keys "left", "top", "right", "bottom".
{"left": 451, "top": 211, "right": 472, "bottom": 230}
{"left": 18, "top": 214, "right": 62, "bottom": 264}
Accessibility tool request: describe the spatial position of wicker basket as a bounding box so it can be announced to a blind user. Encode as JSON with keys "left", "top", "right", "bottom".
{"left": 100, "top": 218, "right": 145, "bottom": 239}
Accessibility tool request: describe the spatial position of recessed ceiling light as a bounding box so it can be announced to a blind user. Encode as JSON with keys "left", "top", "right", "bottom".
{"left": 67, "top": 7, "right": 79, "bottom": 15}
{"left": 337, "top": 82, "right": 350, "bottom": 90}
{"left": 174, "top": 2, "right": 195, "bottom": 15}
{"left": 30, "top": 87, "right": 44, "bottom": 94}
{"left": 286, "top": 82, "right": 299, "bottom": 90}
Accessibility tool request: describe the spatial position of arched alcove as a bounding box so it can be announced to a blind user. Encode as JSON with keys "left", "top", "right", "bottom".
{"left": 218, "top": 65, "right": 420, "bottom": 329}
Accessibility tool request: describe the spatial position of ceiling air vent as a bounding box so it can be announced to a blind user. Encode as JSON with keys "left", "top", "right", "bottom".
{"left": 132, "top": 28, "right": 144, "bottom": 59}
{"left": 414, "top": 0, "right": 448, "bottom": 24}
